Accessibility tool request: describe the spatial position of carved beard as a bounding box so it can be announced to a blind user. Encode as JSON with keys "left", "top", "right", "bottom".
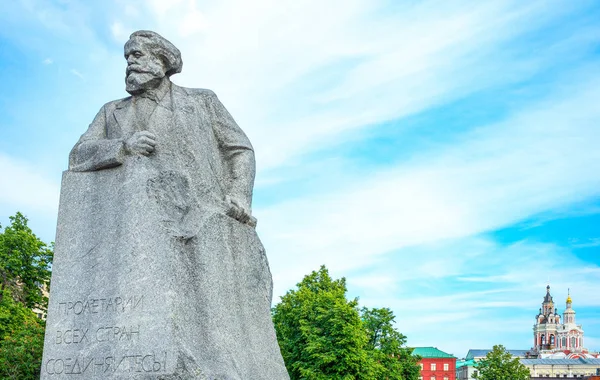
{"left": 126, "top": 71, "right": 164, "bottom": 95}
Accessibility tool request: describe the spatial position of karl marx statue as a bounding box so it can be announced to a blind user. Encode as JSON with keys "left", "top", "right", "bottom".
{"left": 41, "top": 30, "right": 289, "bottom": 379}
{"left": 70, "top": 30, "right": 255, "bottom": 228}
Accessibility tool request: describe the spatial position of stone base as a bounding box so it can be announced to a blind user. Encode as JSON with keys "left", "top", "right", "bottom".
{"left": 41, "top": 164, "right": 289, "bottom": 379}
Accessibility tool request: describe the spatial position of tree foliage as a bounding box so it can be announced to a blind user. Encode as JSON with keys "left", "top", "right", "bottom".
{"left": 473, "top": 345, "right": 530, "bottom": 380}
{"left": 362, "top": 307, "right": 421, "bottom": 380}
{"left": 272, "top": 266, "right": 419, "bottom": 380}
{"left": 0, "top": 289, "right": 45, "bottom": 379}
{"left": 0, "top": 213, "right": 52, "bottom": 379}
{"left": 0, "top": 212, "right": 53, "bottom": 311}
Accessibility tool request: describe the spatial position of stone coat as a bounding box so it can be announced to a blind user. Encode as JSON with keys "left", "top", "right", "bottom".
{"left": 70, "top": 82, "right": 254, "bottom": 213}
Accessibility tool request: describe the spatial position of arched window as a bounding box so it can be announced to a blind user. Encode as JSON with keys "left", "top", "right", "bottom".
{"left": 550, "top": 335, "right": 555, "bottom": 345}
{"left": 562, "top": 337, "right": 566, "bottom": 347}
{"left": 571, "top": 337, "right": 576, "bottom": 347}
{"left": 541, "top": 334, "right": 546, "bottom": 344}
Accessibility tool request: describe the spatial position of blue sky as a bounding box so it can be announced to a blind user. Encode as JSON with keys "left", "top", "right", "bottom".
{"left": 1, "top": 0, "right": 599, "bottom": 358}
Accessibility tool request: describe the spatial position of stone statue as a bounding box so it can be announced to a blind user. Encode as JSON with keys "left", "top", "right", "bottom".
{"left": 41, "top": 30, "right": 289, "bottom": 379}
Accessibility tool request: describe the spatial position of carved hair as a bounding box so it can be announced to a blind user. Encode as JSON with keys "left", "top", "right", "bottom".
{"left": 126, "top": 30, "right": 183, "bottom": 77}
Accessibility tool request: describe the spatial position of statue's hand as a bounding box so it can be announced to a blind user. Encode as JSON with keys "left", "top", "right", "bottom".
{"left": 125, "top": 131, "right": 157, "bottom": 156}
{"left": 225, "top": 196, "right": 257, "bottom": 227}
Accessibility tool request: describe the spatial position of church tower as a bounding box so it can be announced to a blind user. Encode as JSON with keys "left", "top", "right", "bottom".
{"left": 533, "top": 285, "right": 561, "bottom": 352}
{"left": 556, "top": 290, "right": 585, "bottom": 354}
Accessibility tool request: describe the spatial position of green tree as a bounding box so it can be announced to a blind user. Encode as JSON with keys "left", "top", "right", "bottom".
{"left": 0, "top": 289, "right": 45, "bottom": 380}
{"left": 0, "top": 212, "right": 53, "bottom": 379}
{"left": 272, "top": 266, "right": 374, "bottom": 379}
{"left": 362, "top": 307, "right": 420, "bottom": 380}
{"left": 473, "top": 345, "right": 530, "bottom": 380}
{"left": 0, "top": 212, "right": 53, "bottom": 312}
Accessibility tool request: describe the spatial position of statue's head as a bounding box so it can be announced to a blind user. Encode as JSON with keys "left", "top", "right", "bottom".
{"left": 124, "top": 30, "right": 183, "bottom": 95}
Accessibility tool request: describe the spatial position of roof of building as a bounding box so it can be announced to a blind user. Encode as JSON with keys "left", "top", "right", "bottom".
{"left": 521, "top": 358, "right": 600, "bottom": 365}
{"left": 412, "top": 347, "right": 455, "bottom": 358}
{"left": 465, "top": 349, "right": 531, "bottom": 360}
{"left": 456, "top": 359, "right": 477, "bottom": 369}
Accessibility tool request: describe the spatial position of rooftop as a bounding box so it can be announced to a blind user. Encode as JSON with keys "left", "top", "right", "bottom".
{"left": 521, "top": 358, "right": 600, "bottom": 365}
{"left": 456, "top": 359, "right": 477, "bottom": 369}
{"left": 412, "top": 347, "right": 455, "bottom": 358}
{"left": 465, "top": 349, "right": 531, "bottom": 360}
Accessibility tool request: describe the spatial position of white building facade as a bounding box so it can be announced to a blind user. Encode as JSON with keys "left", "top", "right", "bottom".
{"left": 521, "top": 358, "right": 600, "bottom": 378}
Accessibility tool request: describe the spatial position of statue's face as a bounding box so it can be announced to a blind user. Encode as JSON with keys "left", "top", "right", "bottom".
{"left": 124, "top": 39, "right": 166, "bottom": 95}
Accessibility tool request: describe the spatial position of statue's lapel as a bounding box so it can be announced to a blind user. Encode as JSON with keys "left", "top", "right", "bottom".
{"left": 170, "top": 85, "right": 198, "bottom": 127}
{"left": 171, "top": 85, "right": 194, "bottom": 116}
{"left": 148, "top": 86, "right": 175, "bottom": 135}
{"left": 113, "top": 97, "right": 134, "bottom": 134}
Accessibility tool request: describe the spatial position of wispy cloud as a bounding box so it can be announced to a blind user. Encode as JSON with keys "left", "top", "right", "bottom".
{"left": 110, "top": 21, "right": 128, "bottom": 42}
{"left": 70, "top": 69, "right": 84, "bottom": 79}
{"left": 0, "top": 153, "right": 60, "bottom": 240}
{"left": 42, "top": 58, "right": 53, "bottom": 65}
{"left": 0, "top": 154, "right": 60, "bottom": 214}
{"left": 570, "top": 238, "right": 600, "bottom": 249}
{"left": 130, "top": 0, "right": 599, "bottom": 171}
{"left": 259, "top": 74, "right": 600, "bottom": 292}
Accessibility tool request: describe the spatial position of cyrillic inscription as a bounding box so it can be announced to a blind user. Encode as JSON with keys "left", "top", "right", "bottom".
{"left": 57, "top": 295, "right": 144, "bottom": 315}
{"left": 55, "top": 329, "right": 89, "bottom": 344}
{"left": 44, "top": 352, "right": 167, "bottom": 375}
{"left": 96, "top": 325, "right": 140, "bottom": 342}
{"left": 54, "top": 325, "right": 140, "bottom": 344}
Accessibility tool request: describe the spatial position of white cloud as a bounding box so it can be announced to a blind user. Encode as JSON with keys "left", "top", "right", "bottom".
{"left": 259, "top": 75, "right": 600, "bottom": 298}
{"left": 70, "top": 69, "right": 84, "bottom": 79}
{"left": 83, "top": 0, "right": 599, "bottom": 175}
{"left": 148, "top": 0, "right": 185, "bottom": 16}
{"left": 110, "top": 20, "right": 128, "bottom": 42}
{"left": 350, "top": 273, "right": 398, "bottom": 294}
{"left": 178, "top": 0, "right": 206, "bottom": 37}
{"left": 585, "top": 337, "right": 600, "bottom": 352}
{"left": 131, "top": 0, "right": 596, "bottom": 171}
{"left": 0, "top": 153, "right": 60, "bottom": 219}
{"left": 19, "top": 0, "right": 71, "bottom": 34}
{"left": 570, "top": 238, "right": 600, "bottom": 248}
{"left": 42, "top": 58, "right": 53, "bottom": 64}
{"left": 123, "top": 4, "right": 139, "bottom": 17}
